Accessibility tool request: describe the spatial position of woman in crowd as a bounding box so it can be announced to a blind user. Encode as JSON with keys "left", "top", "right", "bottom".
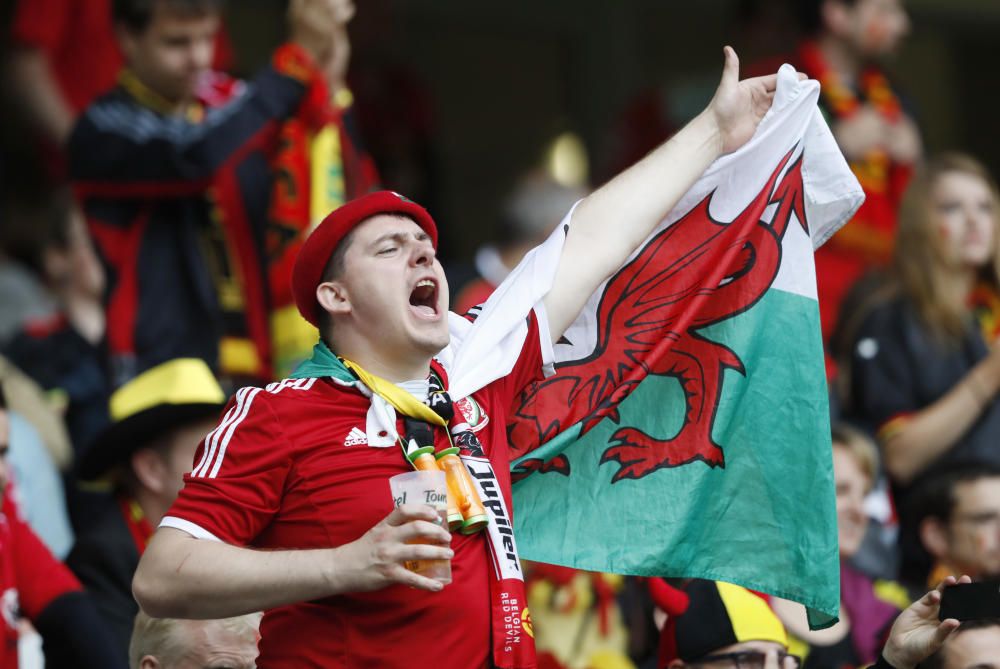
{"left": 841, "top": 153, "right": 1000, "bottom": 583}
{"left": 772, "top": 424, "right": 905, "bottom": 668}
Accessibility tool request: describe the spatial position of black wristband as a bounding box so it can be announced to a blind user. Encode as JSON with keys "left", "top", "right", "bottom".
{"left": 872, "top": 653, "right": 899, "bottom": 669}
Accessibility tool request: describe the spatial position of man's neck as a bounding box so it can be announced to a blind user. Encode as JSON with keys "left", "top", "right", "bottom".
{"left": 328, "top": 331, "right": 437, "bottom": 383}
{"left": 120, "top": 69, "right": 190, "bottom": 116}
{"left": 817, "top": 34, "right": 862, "bottom": 86}
{"left": 350, "top": 353, "right": 432, "bottom": 383}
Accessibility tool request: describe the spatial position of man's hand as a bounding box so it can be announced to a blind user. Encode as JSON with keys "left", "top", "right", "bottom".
{"left": 324, "top": 23, "right": 352, "bottom": 91}
{"left": 882, "top": 575, "right": 970, "bottom": 669}
{"left": 328, "top": 504, "right": 454, "bottom": 593}
{"left": 289, "top": 0, "right": 341, "bottom": 65}
{"left": 885, "top": 114, "right": 922, "bottom": 165}
{"left": 706, "top": 46, "right": 785, "bottom": 155}
{"left": 831, "top": 105, "right": 888, "bottom": 161}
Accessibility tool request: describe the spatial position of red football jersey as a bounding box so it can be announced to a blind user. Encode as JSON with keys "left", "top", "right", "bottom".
{"left": 164, "top": 315, "right": 547, "bottom": 668}
{"left": 0, "top": 489, "right": 82, "bottom": 666}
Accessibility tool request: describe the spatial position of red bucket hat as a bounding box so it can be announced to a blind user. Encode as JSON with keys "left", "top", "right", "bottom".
{"left": 292, "top": 191, "right": 438, "bottom": 327}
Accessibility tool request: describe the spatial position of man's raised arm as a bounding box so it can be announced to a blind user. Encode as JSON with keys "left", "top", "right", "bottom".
{"left": 133, "top": 505, "right": 452, "bottom": 619}
{"left": 544, "top": 47, "right": 786, "bottom": 341}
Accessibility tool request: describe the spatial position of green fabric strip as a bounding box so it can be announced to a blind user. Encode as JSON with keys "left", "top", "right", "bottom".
{"left": 288, "top": 341, "right": 356, "bottom": 384}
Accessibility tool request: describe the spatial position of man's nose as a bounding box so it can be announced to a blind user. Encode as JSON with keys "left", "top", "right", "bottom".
{"left": 410, "top": 241, "right": 434, "bottom": 266}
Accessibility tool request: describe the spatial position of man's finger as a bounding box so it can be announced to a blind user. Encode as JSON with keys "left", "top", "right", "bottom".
{"left": 721, "top": 45, "right": 740, "bottom": 88}
{"left": 932, "top": 619, "right": 961, "bottom": 649}
{"left": 390, "top": 565, "right": 445, "bottom": 592}
{"left": 384, "top": 504, "right": 440, "bottom": 526}
{"left": 395, "top": 520, "right": 452, "bottom": 545}
{"left": 397, "top": 543, "right": 454, "bottom": 563}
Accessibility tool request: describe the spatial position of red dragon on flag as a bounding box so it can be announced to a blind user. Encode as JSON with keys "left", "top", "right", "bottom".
{"left": 508, "top": 148, "right": 807, "bottom": 482}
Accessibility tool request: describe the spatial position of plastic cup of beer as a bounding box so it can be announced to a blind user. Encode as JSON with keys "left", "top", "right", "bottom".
{"left": 388, "top": 470, "right": 451, "bottom": 584}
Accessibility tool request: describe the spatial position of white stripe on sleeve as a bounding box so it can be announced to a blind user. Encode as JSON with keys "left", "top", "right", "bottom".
{"left": 191, "top": 389, "right": 246, "bottom": 477}
{"left": 207, "top": 387, "right": 262, "bottom": 479}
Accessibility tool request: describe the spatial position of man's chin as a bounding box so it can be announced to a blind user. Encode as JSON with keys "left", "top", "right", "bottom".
{"left": 413, "top": 332, "right": 450, "bottom": 358}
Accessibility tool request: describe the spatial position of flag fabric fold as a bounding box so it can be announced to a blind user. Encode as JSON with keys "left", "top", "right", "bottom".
{"left": 504, "top": 64, "right": 863, "bottom": 628}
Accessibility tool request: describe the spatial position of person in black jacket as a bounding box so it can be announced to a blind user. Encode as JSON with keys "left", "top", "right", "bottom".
{"left": 66, "top": 358, "right": 226, "bottom": 663}
{"left": 69, "top": 0, "right": 343, "bottom": 388}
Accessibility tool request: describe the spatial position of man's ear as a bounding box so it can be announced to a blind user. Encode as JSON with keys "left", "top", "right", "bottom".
{"left": 316, "top": 281, "right": 351, "bottom": 317}
{"left": 131, "top": 447, "right": 168, "bottom": 496}
{"left": 140, "top": 655, "right": 162, "bottom": 669}
{"left": 920, "top": 516, "right": 950, "bottom": 561}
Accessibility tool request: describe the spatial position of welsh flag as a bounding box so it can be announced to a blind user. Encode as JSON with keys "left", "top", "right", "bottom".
{"left": 507, "top": 66, "right": 863, "bottom": 627}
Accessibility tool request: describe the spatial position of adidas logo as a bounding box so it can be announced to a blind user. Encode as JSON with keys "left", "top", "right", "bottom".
{"left": 344, "top": 427, "right": 368, "bottom": 446}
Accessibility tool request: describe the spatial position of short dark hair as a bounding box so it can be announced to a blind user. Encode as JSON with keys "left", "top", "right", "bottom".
{"left": 918, "top": 618, "right": 1000, "bottom": 669}
{"left": 796, "top": 0, "right": 859, "bottom": 36}
{"left": 113, "top": 0, "right": 225, "bottom": 33}
{"left": 909, "top": 462, "right": 1000, "bottom": 528}
{"left": 316, "top": 228, "right": 356, "bottom": 348}
{"left": 0, "top": 381, "right": 6, "bottom": 410}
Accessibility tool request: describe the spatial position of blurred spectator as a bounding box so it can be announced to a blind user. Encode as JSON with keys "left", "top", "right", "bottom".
{"left": 0, "top": 199, "right": 59, "bottom": 347}
{"left": 0, "top": 356, "right": 72, "bottom": 474}
{"left": 68, "top": 0, "right": 342, "bottom": 387}
{"left": 909, "top": 463, "right": 1000, "bottom": 594}
{"left": 67, "top": 358, "right": 226, "bottom": 662}
{"left": 842, "top": 154, "right": 1000, "bottom": 582}
{"left": 451, "top": 172, "right": 585, "bottom": 313}
{"left": 7, "top": 0, "right": 233, "bottom": 148}
{"left": 129, "top": 611, "right": 260, "bottom": 669}
{"left": 0, "top": 382, "right": 126, "bottom": 668}
{"left": 4, "top": 188, "right": 111, "bottom": 457}
{"left": 657, "top": 579, "right": 797, "bottom": 669}
{"left": 524, "top": 563, "right": 635, "bottom": 669}
{"left": 918, "top": 619, "right": 1000, "bottom": 669}
{"left": 750, "top": 0, "right": 918, "bottom": 350}
{"left": 6, "top": 410, "right": 74, "bottom": 560}
{"left": 772, "top": 424, "right": 905, "bottom": 669}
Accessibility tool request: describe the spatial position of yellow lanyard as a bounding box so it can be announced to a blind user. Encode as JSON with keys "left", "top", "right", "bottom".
{"left": 340, "top": 358, "right": 447, "bottom": 427}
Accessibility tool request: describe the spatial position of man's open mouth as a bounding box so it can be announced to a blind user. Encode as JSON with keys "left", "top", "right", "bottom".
{"left": 409, "top": 278, "right": 439, "bottom": 317}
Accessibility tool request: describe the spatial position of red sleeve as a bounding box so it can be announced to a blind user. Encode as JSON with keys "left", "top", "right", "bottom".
{"left": 10, "top": 0, "right": 71, "bottom": 51}
{"left": 4, "top": 496, "right": 81, "bottom": 620}
{"left": 163, "top": 387, "right": 293, "bottom": 545}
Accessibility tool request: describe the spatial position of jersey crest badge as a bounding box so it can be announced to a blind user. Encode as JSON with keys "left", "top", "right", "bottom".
{"left": 455, "top": 396, "right": 489, "bottom": 432}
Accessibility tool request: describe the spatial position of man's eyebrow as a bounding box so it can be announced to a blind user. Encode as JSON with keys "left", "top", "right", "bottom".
{"left": 369, "top": 231, "right": 427, "bottom": 248}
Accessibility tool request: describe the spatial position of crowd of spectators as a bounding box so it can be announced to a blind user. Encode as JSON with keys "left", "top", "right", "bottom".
{"left": 0, "top": 0, "right": 998, "bottom": 667}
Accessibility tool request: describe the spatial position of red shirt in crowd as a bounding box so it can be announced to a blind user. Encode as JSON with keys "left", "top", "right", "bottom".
{"left": 163, "top": 315, "right": 547, "bottom": 668}
{"left": 0, "top": 488, "right": 82, "bottom": 666}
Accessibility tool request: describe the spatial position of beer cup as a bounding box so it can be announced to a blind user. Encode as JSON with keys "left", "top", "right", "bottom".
{"left": 388, "top": 471, "right": 452, "bottom": 584}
